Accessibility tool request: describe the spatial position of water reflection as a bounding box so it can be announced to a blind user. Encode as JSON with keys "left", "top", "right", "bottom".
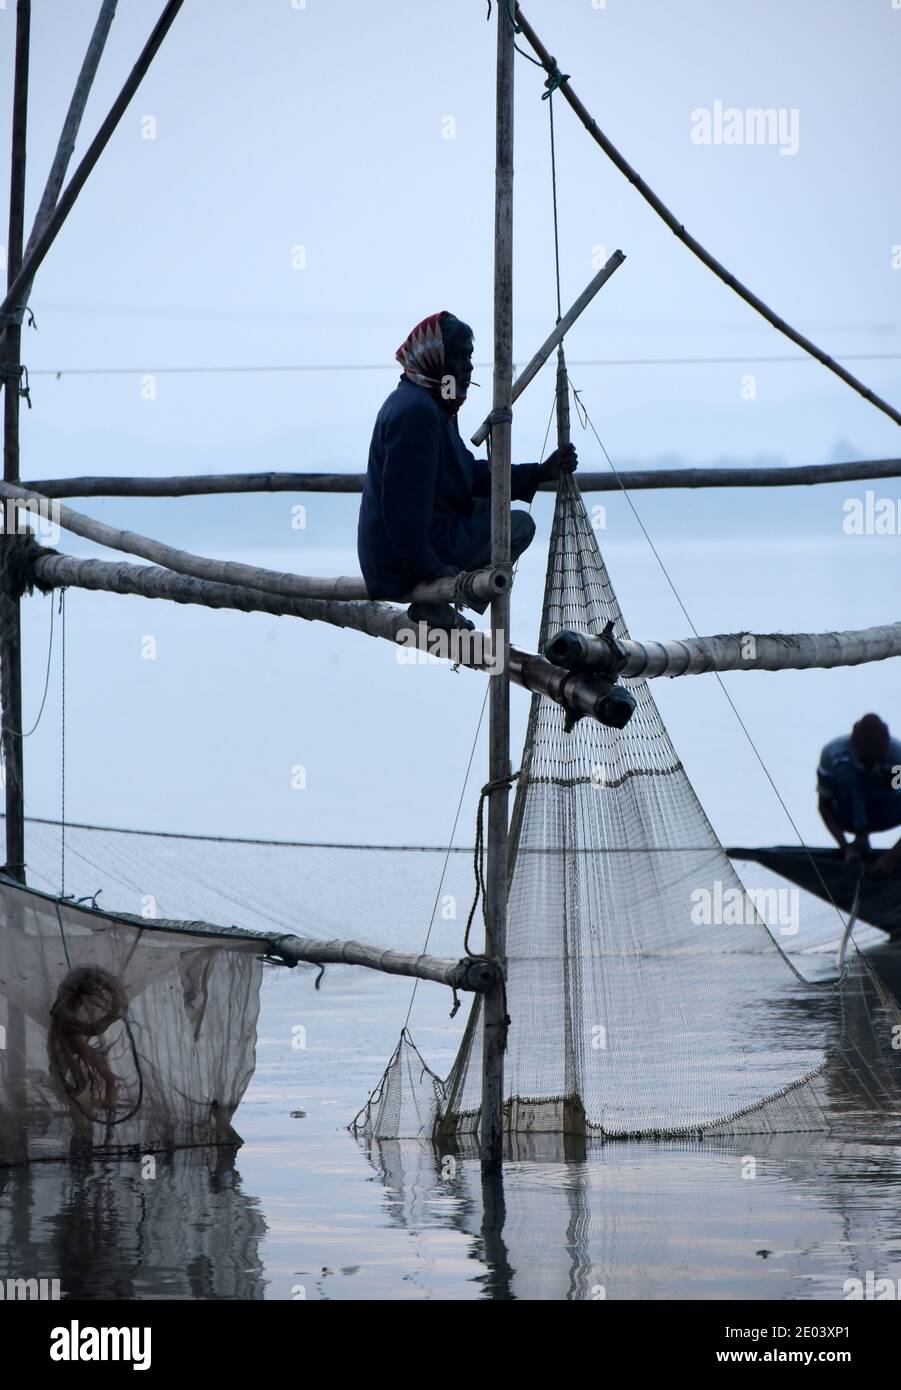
{"left": 0, "top": 1148, "right": 267, "bottom": 1300}
{"left": 360, "top": 1122, "right": 901, "bottom": 1300}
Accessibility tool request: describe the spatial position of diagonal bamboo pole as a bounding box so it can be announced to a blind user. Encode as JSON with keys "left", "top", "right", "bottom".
{"left": 0, "top": 0, "right": 184, "bottom": 332}
{"left": 24, "top": 455, "right": 901, "bottom": 499}
{"left": 470, "top": 251, "right": 624, "bottom": 448}
{"left": 513, "top": 4, "right": 901, "bottom": 431}
{"left": 0, "top": 479, "right": 507, "bottom": 604}
{"left": 0, "top": 0, "right": 118, "bottom": 366}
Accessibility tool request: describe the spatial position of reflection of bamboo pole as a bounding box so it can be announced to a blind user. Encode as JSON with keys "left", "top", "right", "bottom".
{"left": 514, "top": 3, "right": 901, "bottom": 430}
{"left": 26, "top": 455, "right": 901, "bottom": 498}
{"left": 546, "top": 625, "right": 901, "bottom": 678}
{"left": 0, "top": 480, "right": 508, "bottom": 604}
{"left": 28, "top": 548, "right": 620, "bottom": 723}
{"left": 470, "top": 251, "right": 624, "bottom": 448}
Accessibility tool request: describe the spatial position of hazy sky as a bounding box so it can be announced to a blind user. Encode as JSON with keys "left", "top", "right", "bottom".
{"left": 2, "top": 1, "right": 900, "bottom": 877}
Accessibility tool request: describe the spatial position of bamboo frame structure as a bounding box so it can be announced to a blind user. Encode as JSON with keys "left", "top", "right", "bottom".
{"left": 513, "top": 5, "right": 901, "bottom": 431}
{"left": 22, "top": 547, "right": 621, "bottom": 724}
{"left": 470, "top": 250, "right": 625, "bottom": 447}
{"left": 545, "top": 624, "right": 901, "bottom": 679}
{"left": 25, "top": 455, "right": 901, "bottom": 499}
{"left": 0, "top": 0, "right": 118, "bottom": 360}
{"left": 0, "top": 479, "right": 508, "bottom": 605}
{"left": 0, "top": 0, "right": 185, "bottom": 334}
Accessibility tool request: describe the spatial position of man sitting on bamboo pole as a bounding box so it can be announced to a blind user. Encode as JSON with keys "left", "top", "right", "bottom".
{"left": 817, "top": 714, "right": 901, "bottom": 876}
{"left": 358, "top": 311, "right": 576, "bottom": 631}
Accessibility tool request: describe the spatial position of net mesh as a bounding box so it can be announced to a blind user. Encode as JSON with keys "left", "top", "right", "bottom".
{"left": 0, "top": 878, "right": 263, "bottom": 1165}
{"left": 356, "top": 475, "right": 901, "bottom": 1140}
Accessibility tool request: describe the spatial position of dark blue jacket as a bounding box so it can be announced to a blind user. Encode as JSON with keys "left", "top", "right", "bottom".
{"left": 357, "top": 377, "right": 541, "bottom": 599}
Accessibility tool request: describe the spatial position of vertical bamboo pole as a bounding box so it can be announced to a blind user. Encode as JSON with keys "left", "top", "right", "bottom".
{"left": 1, "top": 0, "right": 30, "bottom": 884}
{"left": 482, "top": 0, "right": 515, "bottom": 1171}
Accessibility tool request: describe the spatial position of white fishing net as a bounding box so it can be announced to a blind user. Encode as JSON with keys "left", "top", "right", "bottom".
{"left": 0, "top": 878, "right": 263, "bottom": 1165}
{"left": 356, "top": 476, "right": 901, "bottom": 1140}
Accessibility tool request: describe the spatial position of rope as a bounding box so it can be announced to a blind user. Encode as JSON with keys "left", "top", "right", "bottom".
{"left": 47, "top": 964, "right": 143, "bottom": 1126}
{"left": 0, "top": 580, "right": 55, "bottom": 750}
{"left": 0, "top": 363, "right": 31, "bottom": 408}
{"left": 463, "top": 770, "right": 521, "bottom": 959}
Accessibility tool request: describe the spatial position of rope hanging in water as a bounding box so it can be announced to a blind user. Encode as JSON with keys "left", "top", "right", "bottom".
{"left": 48, "top": 965, "right": 143, "bottom": 1126}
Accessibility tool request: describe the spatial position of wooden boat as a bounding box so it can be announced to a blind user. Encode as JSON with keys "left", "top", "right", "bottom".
{"left": 729, "top": 846, "right": 901, "bottom": 938}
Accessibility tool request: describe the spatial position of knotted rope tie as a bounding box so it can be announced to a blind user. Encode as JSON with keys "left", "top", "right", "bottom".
{"left": 0, "top": 304, "right": 36, "bottom": 330}
{"left": 485, "top": 406, "right": 513, "bottom": 431}
{"left": 0, "top": 363, "right": 31, "bottom": 407}
{"left": 541, "top": 65, "right": 570, "bottom": 99}
{"left": 459, "top": 770, "right": 521, "bottom": 1044}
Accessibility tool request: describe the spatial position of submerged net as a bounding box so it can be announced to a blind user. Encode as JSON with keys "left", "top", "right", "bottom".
{"left": 0, "top": 877, "right": 263, "bottom": 1165}
{"left": 356, "top": 475, "right": 901, "bottom": 1140}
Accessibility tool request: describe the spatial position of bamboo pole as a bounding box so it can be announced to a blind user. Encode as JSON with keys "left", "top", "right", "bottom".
{"left": 545, "top": 624, "right": 901, "bottom": 679}
{"left": 26, "top": 548, "right": 901, "bottom": 686}
{"left": 26, "top": 548, "right": 622, "bottom": 722}
{"left": 0, "top": 479, "right": 508, "bottom": 604}
{"left": 0, "top": 0, "right": 118, "bottom": 365}
{"left": 513, "top": 5, "right": 901, "bottom": 431}
{"left": 481, "top": 1, "right": 516, "bottom": 1173}
{"left": 96, "top": 912, "right": 500, "bottom": 991}
{"left": 470, "top": 251, "right": 625, "bottom": 447}
{"left": 0, "top": 0, "right": 184, "bottom": 331}
{"left": 25, "top": 455, "right": 901, "bottom": 499}
{"left": 1, "top": 1, "right": 30, "bottom": 885}
{"left": 269, "top": 936, "right": 499, "bottom": 991}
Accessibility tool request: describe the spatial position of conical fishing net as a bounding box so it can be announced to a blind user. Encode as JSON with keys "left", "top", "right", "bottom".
{"left": 356, "top": 476, "right": 901, "bottom": 1140}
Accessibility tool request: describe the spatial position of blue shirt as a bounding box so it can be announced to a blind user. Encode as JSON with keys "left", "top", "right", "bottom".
{"left": 817, "top": 734, "right": 901, "bottom": 803}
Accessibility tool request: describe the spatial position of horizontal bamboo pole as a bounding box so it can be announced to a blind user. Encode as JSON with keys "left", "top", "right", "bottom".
{"left": 27, "top": 549, "right": 619, "bottom": 722}
{"left": 86, "top": 903, "right": 497, "bottom": 991}
{"left": 545, "top": 624, "right": 901, "bottom": 678}
{"left": 513, "top": 6, "right": 901, "bottom": 432}
{"left": 0, "top": 479, "right": 506, "bottom": 604}
{"left": 23, "top": 456, "right": 901, "bottom": 498}
{"left": 270, "top": 935, "right": 498, "bottom": 991}
{"left": 470, "top": 250, "right": 625, "bottom": 447}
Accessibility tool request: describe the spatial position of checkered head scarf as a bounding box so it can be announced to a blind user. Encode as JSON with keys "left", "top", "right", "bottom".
{"left": 395, "top": 311, "right": 467, "bottom": 416}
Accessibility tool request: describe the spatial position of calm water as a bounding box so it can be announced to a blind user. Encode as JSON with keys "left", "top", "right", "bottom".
{"left": 2, "top": 944, "right": 900, "bottom": 1301}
